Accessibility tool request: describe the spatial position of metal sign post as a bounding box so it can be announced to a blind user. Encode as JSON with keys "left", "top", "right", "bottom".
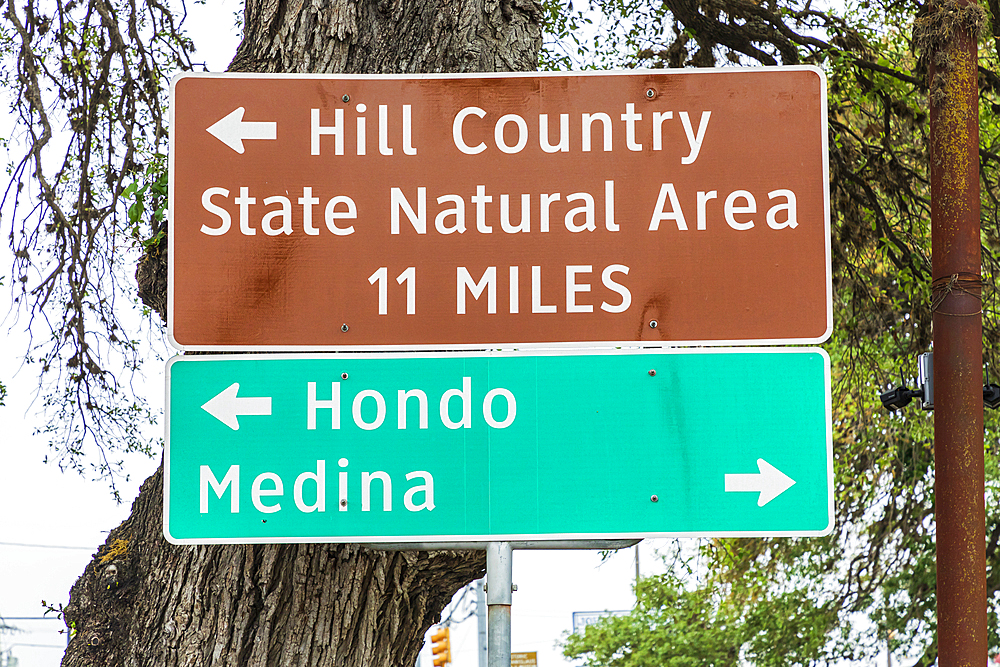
{"left": 486, "top": 543, "right": 512, "bottom": 667}
{"left": 476, "top": 579, "right": 487, "bottom": 667}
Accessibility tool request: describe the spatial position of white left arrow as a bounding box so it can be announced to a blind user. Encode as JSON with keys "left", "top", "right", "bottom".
{"left": 201, "top": 383, "right": 272, "bottom": 430}
{"left": 724, "top": 458, "right": 796, "bottom": 507}
{"left": 206, "top": 107, "right": 277, "bottom": 154}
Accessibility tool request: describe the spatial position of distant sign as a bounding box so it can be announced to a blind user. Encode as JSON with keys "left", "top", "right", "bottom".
{"left": 169, "top": 69, "right": 831, "bottom": 350}
{"left": 163, "top": 349, "right": 833, "bottom": 544}
{"left": 511, "top": 652, "right": 538, "bottom": 667}
{"left": 572, "top": 611, "right": 632, "bottom": 633}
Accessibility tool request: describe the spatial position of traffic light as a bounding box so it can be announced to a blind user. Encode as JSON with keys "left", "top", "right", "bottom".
{"left": 430, "top": 626, "right": 451, "bottom": 667}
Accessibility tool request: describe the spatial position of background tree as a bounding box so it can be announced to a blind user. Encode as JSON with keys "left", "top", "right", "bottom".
{"left": 2, "top": 0, "right": 541, "bottom": 665}
{"left": 7, "top": 0, "right": 1000, "bottom": 663}
{"left": 559, "top": 0, "right": 1000, "bottom": 663}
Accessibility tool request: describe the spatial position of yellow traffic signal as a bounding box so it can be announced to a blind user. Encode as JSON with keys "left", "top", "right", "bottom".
{"left": 430, "top": 626, "right": 451, "bottom": 667}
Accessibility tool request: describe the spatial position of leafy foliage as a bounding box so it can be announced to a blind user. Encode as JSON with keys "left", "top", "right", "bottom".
{"left": 0, "top": 0, "right": 195, "bottom": 493}
{"left": 565, "top": 547, "right": 840, "bottom": 666}
{"left": 554, "top": 0, "right": 1000, "bottom": 663}
{"left": 564, "top": 574, "right": 744, "bottom": 667}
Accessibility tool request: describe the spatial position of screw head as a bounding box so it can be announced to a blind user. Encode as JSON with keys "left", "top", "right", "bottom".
{"left": 650, "top": 494, "right": 659, "bottom": 502}
{"left": 341, "top": 372, "right": 349, "bottom": 380}
{"left": 341, "top": 324, "right": 349, "bottom": 332}
{"left": 342, "top": 94, "right": 350, "bottom": 103}
{"left": 649, "top": 320, "right": 658, "bottom": 329}
{"left": 648, "top": 370, "right": 656, "bottom": 377}
{"left": 645, "top": 88, "right": 656, "bottom": 99}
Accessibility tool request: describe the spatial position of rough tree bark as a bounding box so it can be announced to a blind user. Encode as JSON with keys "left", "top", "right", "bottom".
{"left": 65, "top": 1, "right": 542, "bottom": 665}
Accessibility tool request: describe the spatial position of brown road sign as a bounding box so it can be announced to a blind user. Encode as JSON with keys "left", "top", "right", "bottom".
{"left": 168, "top": 69, "right": 831, "bottom": 350}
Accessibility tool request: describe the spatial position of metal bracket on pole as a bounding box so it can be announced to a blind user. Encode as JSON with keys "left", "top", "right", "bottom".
{"left": 486, "top": 542, "right": 512, "bottom": 667}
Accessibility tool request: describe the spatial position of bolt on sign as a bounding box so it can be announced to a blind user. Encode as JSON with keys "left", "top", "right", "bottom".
{"left": 168, "top": 68, "right": 831, "bottom": 350}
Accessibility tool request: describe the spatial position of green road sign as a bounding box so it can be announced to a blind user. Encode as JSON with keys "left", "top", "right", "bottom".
{"left": 164, "top": 349, "right": 833, "bottom": 544}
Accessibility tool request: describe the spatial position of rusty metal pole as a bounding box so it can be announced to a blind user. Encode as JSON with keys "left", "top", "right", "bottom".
{"left": 927, "top": 1, "right": 986, "bottom": 665}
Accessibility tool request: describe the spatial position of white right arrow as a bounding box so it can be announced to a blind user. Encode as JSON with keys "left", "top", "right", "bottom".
{"left": 724, "top": 458, "right": 796, "bottom": 507}
{"left": 206, "top": 107, "right": 277, "bottom": 154}
{"left": 201, "top": 383, "right": 272, "bottom": 430}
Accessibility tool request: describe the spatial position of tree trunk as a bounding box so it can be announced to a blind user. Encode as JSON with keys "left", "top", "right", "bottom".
{"left": 66, "top": 1, "right": 542, "bottom": 665}
{"left": 63, "top": 469, "right": 486, "bottom": 666}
